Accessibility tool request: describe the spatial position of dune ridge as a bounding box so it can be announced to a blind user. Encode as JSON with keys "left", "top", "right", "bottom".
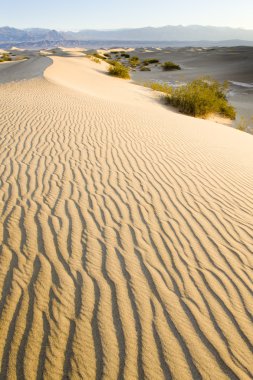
{"left": 0, "top": 57, "right": 253, "bottom": 379}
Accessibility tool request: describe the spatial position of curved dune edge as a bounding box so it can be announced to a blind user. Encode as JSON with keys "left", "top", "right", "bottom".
{"left": 0, "top": 56, "right": 253, "bottom": 379}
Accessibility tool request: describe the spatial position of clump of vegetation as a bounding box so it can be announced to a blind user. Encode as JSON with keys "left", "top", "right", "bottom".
{"left": 129, "top": 56, "right": 140, "bottom": 67}
{"left": 167, "top": 78, "right": 236, "bottom": 119}
{"left": 105, "top": 59, "right": 118, "bottom": 66}
{"left": 121, "top": 53, "right": 130, "bottom": 58}
{"left": 145, "top": 81, "right": 172, "bottom": 94}
{"left": 104, "top": 53, "right": 111, "bottom": 58}
{"left": 108, "top": 62, "right": 130, "bottom": 79}
{"left": 92, "top": 53, "right": 105, "bottom": 60}
{"left": 162, "top": 61, "right": 181, "bottom": 71}
{"left": 140, "top": 67, "right": 151, "bottom": 71}
{"left": 0, "top": 53, "right": 11, "bottom": 62}
{"left": 86, "top": 55, "right": 101, "bottom": 64}
{"left": 92, "top": 57, "right": 101, "bottom": 64}
{"left": 143, "top": 58, "right": 160, "bottom": 65}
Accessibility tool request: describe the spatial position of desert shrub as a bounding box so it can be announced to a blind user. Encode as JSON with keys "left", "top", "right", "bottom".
{"left": 93, "top": 53, "right": 105, "bottom": 60}
{"left": 121, "top": 53, "right": 130, "bottom": 58}
{"left": 129, "top": 56, "right": 140, "bottom": 67}
{"left": 92, "top": 57, "right": 101, "bottom": 64}
{"left": 108, "top": 62, "right": 130, "bottom": 79}
{"left": 2, "top": 53, "right": 11, "bottom": 62}
{"left": 143, "top": 59, "right": 159, "bottom": 65}
{"left": 86, "top": 55, "right": 101, "bottom": 64}
{"left": 167, "top": 78, "right": 236, "bottom": 119}
{"left": 140, "top": 67, "right": 151, "bottom": 71}
{"left": 145, "top": 81, "right": 172, "bottom": 94}
{"left": 106, "top": 59, "right": 118, "bottom": 66}
{"left": 162, "top": 61, "right": 181, "bottom": 71}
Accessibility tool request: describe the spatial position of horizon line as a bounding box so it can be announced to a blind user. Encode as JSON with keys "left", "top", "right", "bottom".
{"left": 1, "top": 24, "right": 253, "bottom": 32}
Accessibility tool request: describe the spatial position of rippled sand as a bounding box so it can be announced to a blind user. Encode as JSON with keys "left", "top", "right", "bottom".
{"left": 0, "top": 57, "right": 253, "bottom": 379}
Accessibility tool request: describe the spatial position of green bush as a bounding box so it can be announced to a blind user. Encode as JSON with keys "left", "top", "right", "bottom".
{"left": 143, "top": 59, "right": 159, "bottom": 65}
{"left": 106, "top": 59, "right": 118, "bottom": 66}
{"left": 140, "top": 67, "right": 151, "bottom": 71}
{"left": 121, "top": 53, "right": 130, "bottom": 58}
{"left": 167, "top": 78, "right": 236, "bottom": 119}
{"left": 145, "top": 81, "right": 172, "bottom": 94}
{"left": 162, "top": 61, "right": 181, "bottom": 71}
{"left": 108, "top": 62, "right": 130, "bottom": 79}
{"left": 129, "top": 56, "right": 140, "bottom": 67}
{"left": 86, "top": 55, "right": 101, "bottom": 64}
{"left": 1, "top": 53, "right": 11, "bottom": 62}
{"left": 93, "top": 53, "right": 105, "bottom": 60}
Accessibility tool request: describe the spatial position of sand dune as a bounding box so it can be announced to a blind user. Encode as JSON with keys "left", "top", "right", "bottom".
{"left": 0, "top": 56, "right": 253, "bottom": 379}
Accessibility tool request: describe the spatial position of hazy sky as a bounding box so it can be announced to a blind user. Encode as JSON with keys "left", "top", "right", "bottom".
{"left": 1, "top": 0, "right": 253, "bottom": 30}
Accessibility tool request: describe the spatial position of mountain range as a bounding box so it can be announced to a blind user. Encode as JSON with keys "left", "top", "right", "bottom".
{"left": 1, "top": 25, "right": 253, "bottom": 47}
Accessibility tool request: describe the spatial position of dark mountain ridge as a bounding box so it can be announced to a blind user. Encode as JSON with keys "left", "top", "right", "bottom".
{"left": 1, "top": 25, "right": 253, "bottom": 44}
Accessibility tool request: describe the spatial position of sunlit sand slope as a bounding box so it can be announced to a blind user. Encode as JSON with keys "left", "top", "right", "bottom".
{"left": 0, "top": 57, "right": 253, "bottom": 379}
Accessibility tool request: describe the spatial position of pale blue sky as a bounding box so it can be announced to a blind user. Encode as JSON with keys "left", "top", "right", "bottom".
{"left": 1, "top": 0, "right": 253, "bottom": 30}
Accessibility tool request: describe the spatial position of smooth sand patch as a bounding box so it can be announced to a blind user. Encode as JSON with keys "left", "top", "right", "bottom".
{"left": 0, "top": 56, "right": 253, "bottom": 379}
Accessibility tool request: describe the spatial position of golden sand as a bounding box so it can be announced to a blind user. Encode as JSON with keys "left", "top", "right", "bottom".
{"left": 0, "top": 56, "right": 252, "bottom": 379}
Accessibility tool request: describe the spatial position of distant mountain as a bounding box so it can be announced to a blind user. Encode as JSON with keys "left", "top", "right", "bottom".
{"left": 0, "top": 26, "right": 63, "bottom": 42}
{"left": 62, "top": 25, "right": 253, "bottom": 42}
{"left": 1, "top": 25, "right": 253, "bottom": 47}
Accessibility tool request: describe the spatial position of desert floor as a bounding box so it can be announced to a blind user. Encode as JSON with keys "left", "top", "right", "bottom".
{"left": 0, "top": 56, "right": 253, "bottom": 379}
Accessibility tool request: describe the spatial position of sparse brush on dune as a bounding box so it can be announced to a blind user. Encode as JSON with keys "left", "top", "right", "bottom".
{"left": 108, "top": 62, "right": 130, "bottom": 79}
{"left": 145, "top": 81, "right": 172, "bottom": 94}
{"left": 146, "top": 78, "right": 235, "bottom": 120}
{"left": 0, "top": 53, "right": 11, "bottom": 62}
{"left": 143, "top": 58, "right": 160, "bottom": 65}
{"left": 86, "top": 55, "right": 101, "bottom": 64}
{"left": 129, "top": 56, "right": 140, "bottom": 67}
{"left": 162, "top": 61, "right": 181, "bottom": 70}
{"left": 92, "top": 53, "right": 105, "bottom": 60}
{"left": 167, "top": 78, "right": 236, "bottom": 119}
{"left": 105, "top": 59, "right": 118, "bottom": 66}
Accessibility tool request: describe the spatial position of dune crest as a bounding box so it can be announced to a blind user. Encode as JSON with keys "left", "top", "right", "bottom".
{"left": 0, "top": 57, "right": 253, "bottom": 379}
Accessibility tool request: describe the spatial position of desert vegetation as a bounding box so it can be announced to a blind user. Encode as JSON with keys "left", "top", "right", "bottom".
{"left": 168, "top": 78, "right": 236, "bottom": 119}
{"left": 0, "top": 53, "right": 11, "bottom": 62}
{"left": 129, "top": 56, "right": 140, "bottom": 67}
{"left": 145, "top": 81, "right": 172, "bottom": 94}
{"left": 86, "top": 55, "right": 101, "bottom": 64}
{"left": 162, "top": 61, "right": 181, "bottom": 71}
{"left": 105, "top": 59, "right": 118, "bottom": 66}
{"left": 146, "top": 78, "right": 236, "bottom": 120}
{"left": 108, "top": 62, "right": 130, "bottom": 79}
{"left": 143, "top": 58, "right": 160, "bottom": 65}
{"left": 140, "top": 67, "right": 151, "bottom": 71}
{"left": 92, "top": 53, "right": 105, "bottom": 60}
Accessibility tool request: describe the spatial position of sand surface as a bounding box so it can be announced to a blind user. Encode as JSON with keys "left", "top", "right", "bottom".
{"left": 0, "top": 56, "right": 253, "bottom": 379}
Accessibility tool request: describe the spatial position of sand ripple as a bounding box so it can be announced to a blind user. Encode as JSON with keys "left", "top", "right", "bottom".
{"left": 0, "top": 58, "right": 253, "bottom": 379}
